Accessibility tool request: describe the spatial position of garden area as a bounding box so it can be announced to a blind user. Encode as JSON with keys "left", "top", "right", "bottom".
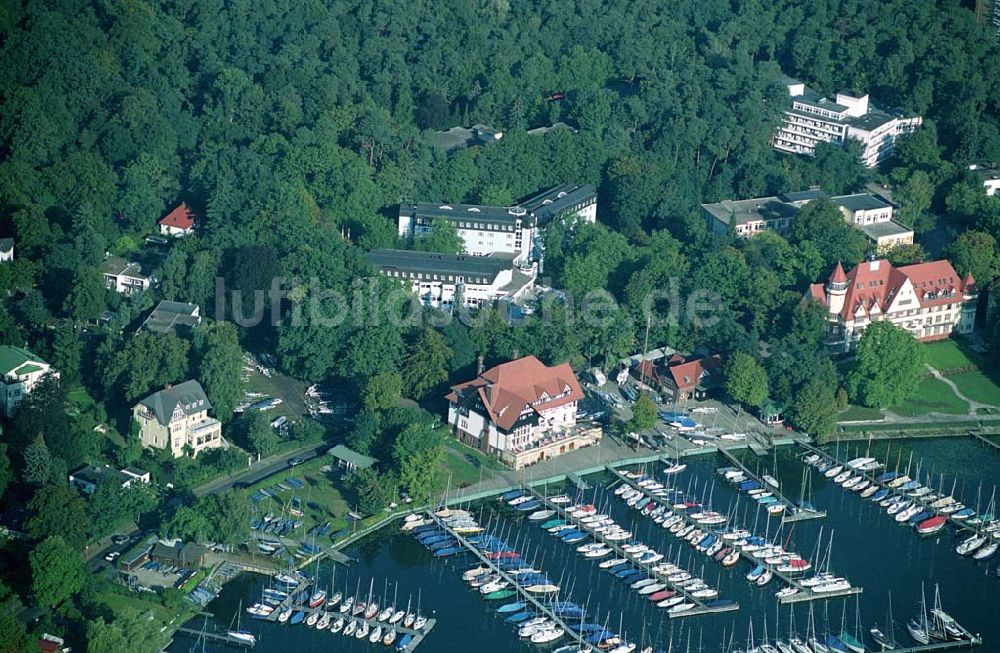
{"left": 443, "top": 439, "right": 508, "bottom": 489}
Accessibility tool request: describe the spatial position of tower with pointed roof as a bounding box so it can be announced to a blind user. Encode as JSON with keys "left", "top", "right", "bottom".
{"left": 825, "top": 261, "right": 848, "bottom": 316}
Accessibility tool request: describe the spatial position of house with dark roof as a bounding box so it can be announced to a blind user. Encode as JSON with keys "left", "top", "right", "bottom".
{"left": 150, "top": 540, "right": 208, "bottom": 568}
{"left": 446, "top": 356, "right": 599, "bottom": 469}
{"left": 132, "top": 380, "right": 224, "bottom": 457}
{"left": 141, "top": 300, "right": 201, "bottom": 334}
{"left": 652, "top": 354, "right": 724, "bottom": 403}
{"left": 159, "top": 202, "right": 196, "bottom": 237}
{"left": 69, "top": 464, "right": 150, "bottom": 495}
{"left": 0, "top": 346, "right": 57, "bottom": 417}
{"left": 102, "top": 256, "right": 151, "bottom": 294}
{"left": 0, "top": 237, "right": 12, "bottom": 263}
{"left": 806, "top": 259, "right": 979, "bottom": 352}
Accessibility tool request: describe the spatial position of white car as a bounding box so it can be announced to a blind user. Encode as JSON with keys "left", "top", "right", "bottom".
{"left": 104, "top": 551, "right": 121, "bottom": 563}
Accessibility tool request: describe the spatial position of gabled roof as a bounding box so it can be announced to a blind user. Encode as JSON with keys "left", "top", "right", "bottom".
{"left": 666, "top": 354, "right": 723, "bottom": 390}
{"left": 447, "top": 356, "right": 583, "bottom": 432}
{"left": 136, "top": 380, "right": 212, "bottom": 426}
{"left": 159, "top": 202, "right": 196, "bottom": 230}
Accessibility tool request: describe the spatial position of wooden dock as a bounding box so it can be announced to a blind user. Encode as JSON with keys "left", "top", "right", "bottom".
{"left": 970, "top": 431, "right": 1000, "bottom": 453}
{"left": 610, "top": 467, "right": 862, "bottom": 605}
{"left": 716, "top": 448, "right": 826, "bottom": 523}
{"left": 175, "top": 625, "right": 255, "bottom": 648}
{"left": 427, "top": 511, "right": 592, "bottom": 648}
{"left": 885, "top": 639, "right": 982, "bottom": 651}
{"left": 794, "top": 440, "right": 981, "bottom": 538}
{"left": 526, "top": 484, "right": 739, "bottom": 619}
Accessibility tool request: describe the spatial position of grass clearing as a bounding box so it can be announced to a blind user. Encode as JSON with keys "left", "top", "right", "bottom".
{"left": 922, "top": 339, "right": 982, "bottom": 372}
{"left": 245, "top": 456, "right": 353, "bottom": 539}
{"left": 893, "top": 377, "right": 968, "bottom": 416}
{"left": 443, "top": 439, "right": 506, "bottom": 488}
{"left": 948, "top": 370, "right": 1000, "bottom": 406}
{"left": 838, "top": 404, "right": 884, "bottom": 422}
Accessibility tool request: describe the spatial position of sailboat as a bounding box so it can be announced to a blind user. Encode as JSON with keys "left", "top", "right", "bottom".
{"left": 838, "top": 596, "right": 865, "bottom": 653}
{"left": 906, "top": 584, "right": 930, "bottom": 644}
{"left": 227, "top": 601, "right": 257, "bottom": 646}
{"left": 871, "top": 590, "right": 898, "bottom": 650}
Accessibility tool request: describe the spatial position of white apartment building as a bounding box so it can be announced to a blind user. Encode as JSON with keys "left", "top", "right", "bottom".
{"left": 446, "top": 356, "right": 599, "bottom": 469}
{"left": 397, "top": 183, "right": 598, "bottom": 264}
{"left": 369, "top": 249, "right": 534, "bottom": 312}
{"left": 132, "top": 380, "right": 224, "bottom": 458}
{"left": 806, "top": 259, "right": 978, "bottom": 352}
{"left": 773, "top": 77, "right": 922, "bottom": 167}
{"left": 0, "top": 346, "right": 57, "bottom": 417}
{"left": 703, "top": 189, "right": 913, "bottom": 252}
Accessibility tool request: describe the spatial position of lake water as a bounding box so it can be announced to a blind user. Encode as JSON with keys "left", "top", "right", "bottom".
{"left": 169, "top": 436, "right": 1000, "bottom": 652}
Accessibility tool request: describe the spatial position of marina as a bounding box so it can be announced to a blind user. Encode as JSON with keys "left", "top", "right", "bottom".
{"left": 716, "top": 447, "right": 827, "bottom": 522}
{"left": 609, "top": 466, "right": 864, "bottom": 605}
{"left": 166, "top": 436, "right": 997, "bottom": 653}
{"left": 523, "top": 484, "right": 740, "bottom": 618}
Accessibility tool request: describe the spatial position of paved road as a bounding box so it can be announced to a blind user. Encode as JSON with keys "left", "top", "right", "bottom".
{"left": 192, "top": 442, "right": 330, "bottom": 497}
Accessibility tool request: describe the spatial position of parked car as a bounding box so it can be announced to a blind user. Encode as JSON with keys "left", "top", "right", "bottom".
{"left": 104, "top": 551, "right": 120, "bottom": 563}
{"left": 111, "top": 534, "right": 129, "bottom": 545}
{"left": 232, "top": 481, "right": 249, "bottom": 490}
{"left": 288, "top": 457, "right": 306, "bottom": 467}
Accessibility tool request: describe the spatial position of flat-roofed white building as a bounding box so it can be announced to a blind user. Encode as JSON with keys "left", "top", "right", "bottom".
{"left": 773, "top": 77, "right": 921, "bottom": 167}
{"left": 0, "top": 346, "right": 57, "bottom": 417}
{"left": 369, "top": 249, "right": 534, "bottom": 312}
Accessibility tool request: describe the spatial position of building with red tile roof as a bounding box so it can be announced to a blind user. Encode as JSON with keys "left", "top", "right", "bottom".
{"left": 159, "top": 202, "right": 196, "bottom": 237}
{"left": 446, "top": 356, "right": 599, "bottom": 469}
{"left": 806, "top": 258, "right": 978, "bottom": 351}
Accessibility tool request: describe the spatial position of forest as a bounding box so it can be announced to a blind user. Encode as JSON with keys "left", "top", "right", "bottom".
{"left": 1, "top": 0, "right": 1000, "bottom": 650}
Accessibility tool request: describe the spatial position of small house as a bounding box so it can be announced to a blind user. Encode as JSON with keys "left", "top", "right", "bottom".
{"left": 329, "top": 444, "right": 377, "bottom": 474}
{"left": 159, "top": 202, "right": 196, "bottom": 237}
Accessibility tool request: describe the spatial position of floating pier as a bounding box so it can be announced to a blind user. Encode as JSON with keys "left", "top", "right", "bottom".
{"left": 795, "top": 440, "right": 981, "bottom": 538}
{"left": 609, "top": 467, "right": 862, "bottom": 605}
{"left": 175, "top": 625, "right": 256, "bottom": 648}
{"left": 885, "top": 639, "right": 982, "bottom": 652}
{"left": 427, "top": 511, "right": 590, "bottom": 647}
{"left": 526, "top": 485, "right": 739, "bottom": 619}
{"left": 970, "top": 431, "right": 1000, "bottom": 453}
{"left": 716, "top": 448, "right": 826, "bottom": 523}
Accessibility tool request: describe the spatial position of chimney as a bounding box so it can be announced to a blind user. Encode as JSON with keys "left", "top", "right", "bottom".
{"left": 476, "top": 355, "right": 484, "bottom": 375}
{"left": 512, "top": 348, "right": 520, "bottom": 360}
{"left": 165, "top": 383, "right": 172, "bottom": 390}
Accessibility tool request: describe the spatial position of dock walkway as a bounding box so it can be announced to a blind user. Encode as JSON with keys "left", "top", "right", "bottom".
{"left": 794, "top": 440, "right": 980, "bottom": 538}
{"left": 609, "top": 467, "right": 862, "bottom": 605}
{"left": 175, "top": 625, "right": 255, "bottom": 648}
{"left": 716, "top": 448, "right": 826, "bottom": 523}
{"left": 525, "top": 486, "right": 739, "bottom": 619}
{"left": 427, "top": 511, "right": 589, "bottom": 647}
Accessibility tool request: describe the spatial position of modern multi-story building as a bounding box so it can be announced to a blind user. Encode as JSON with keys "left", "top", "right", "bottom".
{"left": 0, "top": 238, "right": 12, "bottom": 263}
{"left": 703, "top": 189, "right": 913, "bottom": 252}
{"left": 159, "top": 202, "right": 196, "bottom": 238}
{"left": 132, "top": 380, "right": 224, "bottom": 458}
{"left": 397, "top": 183, "right": 597, "bottom": 263}
{"left": 102, "top": 257, "right": 151, "bottom": 294}
{"left": 773, "top": 77, "right": 922, "bottom": 167}
{"left": 445, "top": 355, "right": 599, "bottom": 469}
{"left": 806, "top": 259, "right": 978, "bottom": 351}
{"left": 0, "top": 346, "right": 57, "bottom": 417}
{"left": 369, "top": 249, "right": 534, "bottom": 312}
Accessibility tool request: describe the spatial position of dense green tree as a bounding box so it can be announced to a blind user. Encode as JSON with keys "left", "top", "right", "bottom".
{"left": 626, "top": 392, "right": 658, "bottom": 434}
{"left": 161, "top": 505, "right": 210, "bottom": 543}
{"left": 0, "top": 444, "right": 10, "bottom": 500}
{"left": 789, "top": 198, "right": 867, "bottom": 269}
{"left": 789, "top": 377, "right": 838, "bottom": 435}
{"left": 946, "top": 230, "right": 999, "bottom": 288}
{"left": 30, "top": 536, "right": 86, "bottom": 607}
{"left": 363, "top": 371, "right": 403, "bottom": 413}
{"left": 86, "top": 608, "right": 163, "bottom": 653}
{"left": 399, "top": 445, "right": 444, "bottom": 503}
{"left": 346, "top": 410, "right": 380, "bottom": 455}
{"left": 195, "top": 322, "right": 244, "bottom": 421}
{"left": 235, "top": 411, "right": 280, "bottom": 457}
{"left": 0, "top": 612, "right": 26, "bottom": 653}
{"left": 894, "top": 170, "right": 935, "bottom": 232}
{"left": 103, "top": 331, "right": 190, "bottom": 402}
{"left": 22, "top": 435, "right": 52, "bottom": 486}
{"left": 50, "top": 323, "right": 83, "bottom": 384}
{"left": 724, "top": 352, "right": 768, "bottom": 409}
{"left": 350, "top": 467, "right": 395, "bottom": 514}
{"left": 87, "top": 481, "right": 128, "bottom": 538}
{"left": 27, "top": 484, "right": 89, "bottom": 549}
{"left": 64, "top": 268, "right": 107, "bottom": 322}
{"left": 402, "top": 328, "right": 453, "bottom": 399}
{"left": 848, "top": 321, "right": 925, "bottom": 408}
{"left": 199, "top": 493, "right": 251, "bottom": 545}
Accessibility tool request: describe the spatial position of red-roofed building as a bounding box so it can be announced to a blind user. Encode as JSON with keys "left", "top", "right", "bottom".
{"left": 805, "top": 258, "right": 978, "bottom": 351}
{"left": 159, "top": 202, "right": 196, "bottom": 237}
{"left": 663, "top": 354, "right": 723, "bottom": 403}
{"left": 446, "top": 356, "right": 599, "bottom": 469}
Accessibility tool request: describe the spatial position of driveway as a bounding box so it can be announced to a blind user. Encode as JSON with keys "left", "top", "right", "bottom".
{"left": 192, "top": 442, "right": 329, "bottom": 497}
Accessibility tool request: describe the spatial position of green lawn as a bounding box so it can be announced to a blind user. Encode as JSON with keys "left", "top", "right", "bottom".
{"left": 838, "top": 404, "right": 884, "bottom": 422}
{"left": 443, "top": 439, "right": 506, "bottom": 488}
{"left": 893, "top": 377, "right": 969, "bottom": 416}
{"left": 949, "top": 370, "right": 1000, "bottom": 406}
{"left": 922, "top": 340, "right": 978, "bottom": 372}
